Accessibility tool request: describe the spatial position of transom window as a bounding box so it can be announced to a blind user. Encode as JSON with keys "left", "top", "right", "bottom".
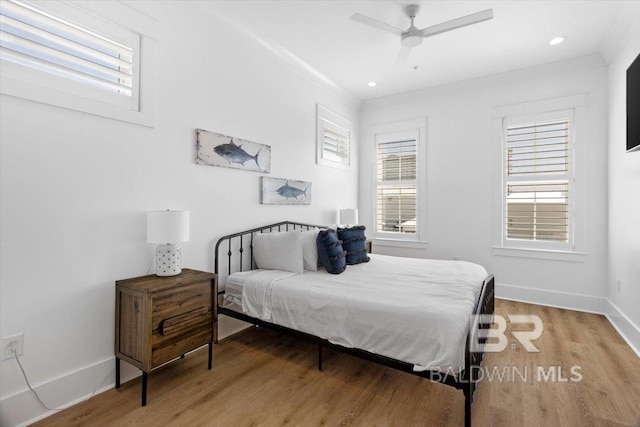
{"left": 0, "top": 0, "right": 155, "bottom": 126}
{"left": 0, "top": 0, "right": 135, "bottom": 97}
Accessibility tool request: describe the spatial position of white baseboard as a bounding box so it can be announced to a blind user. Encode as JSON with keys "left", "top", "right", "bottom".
{"left": 0, "top": 356, "right": 139, "bottom": 427}
{"left": 496, "top": 282, "right": 640, "bottom": 357}
{"left": 0, "top": 316, "right": 249, "bottom": 427}
{"left": 604, "top": 300, "right": 640, "bottom": 358}
{"left": 495, "top": 282, "right": 607, "bottom": 314}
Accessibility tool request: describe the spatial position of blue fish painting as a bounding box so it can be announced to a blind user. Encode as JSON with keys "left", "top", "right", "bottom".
{"left": 261, "top": 177, "right": 311, "bottom": 205}
{"left": 213, "top": 139, "right": 260, "bottom": 169}
{"left": 277, "top": 181, "right": 308, "bottom": 200}
{"left": 196, "top": 129, "right": 271, "bottom": 173}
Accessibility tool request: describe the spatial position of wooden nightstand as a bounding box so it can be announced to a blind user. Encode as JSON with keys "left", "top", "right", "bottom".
{"left": 114, "top": 269, "right": 217, "bottom": 406}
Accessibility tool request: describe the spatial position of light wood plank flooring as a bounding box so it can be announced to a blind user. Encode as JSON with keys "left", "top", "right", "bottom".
{"left": 34, "top": 300, "right": 640, "bottom": 426}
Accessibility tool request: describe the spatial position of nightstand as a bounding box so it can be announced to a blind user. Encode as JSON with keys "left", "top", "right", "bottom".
{"left": 114, "top": 269, "right": 217, "bottom": 406}
{"left": 366, "top": 240, "right": 372, "bottom": 254}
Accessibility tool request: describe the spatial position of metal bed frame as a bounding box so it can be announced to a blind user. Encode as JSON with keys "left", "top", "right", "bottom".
{"left": 214, "top": 221, "right": 494, "bottom": 427}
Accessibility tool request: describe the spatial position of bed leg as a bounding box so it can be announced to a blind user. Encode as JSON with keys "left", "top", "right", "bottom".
{"left": 208, "top": 342, "right": 213, "bottom": 370}
{"left": 141, "top": 371, "right": 148, "bottom": 407}
{"left": 464, "top": 386, "right": 472, "bottom": 427}
{"left": 115, "top": 357, "right": 120, "bottom": 389}
{"left": 318, "top": 345, "right": 323, "bottom": 371}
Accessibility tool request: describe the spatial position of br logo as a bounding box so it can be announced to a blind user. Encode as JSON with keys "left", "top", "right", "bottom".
{"left": 471, "top": 314, "right": 543, "bottom": 352}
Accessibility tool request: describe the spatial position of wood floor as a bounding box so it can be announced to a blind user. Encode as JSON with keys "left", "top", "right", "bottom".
{"left": 34, "top": 300, "right": 640, "bottom": 427}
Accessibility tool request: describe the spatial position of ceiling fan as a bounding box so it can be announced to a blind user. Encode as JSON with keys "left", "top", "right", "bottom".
{"left": 350, "top": 5, "right": 493, "bottom": 65}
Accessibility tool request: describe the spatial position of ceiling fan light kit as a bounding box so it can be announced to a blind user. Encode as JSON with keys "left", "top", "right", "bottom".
{"left": 351, "top": 5, "right": 494, "bottom": 64}
{"left": 401, "top": 28, "right": 424, "bottom": 47}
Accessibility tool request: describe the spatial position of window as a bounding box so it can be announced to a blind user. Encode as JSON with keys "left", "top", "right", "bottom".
{"left": 492, "top": 94, "right": 587, "bottom": 259}
{"left": 1, "top": 0, "right": 135, "bottom": 97}
{"left": 504, "top": 118, "right": 571, "bottom": 244}
{"left": 376, "top": 134, "right": 417, "bottom": 235}
{"left": 0, "top": 0, "right": 155, "bottom": 126}
{"left": 317, "top": 105, "right": 351, "bottom": 168}
{"left": 372, "top": 118, "right": 426, "bottom": 242}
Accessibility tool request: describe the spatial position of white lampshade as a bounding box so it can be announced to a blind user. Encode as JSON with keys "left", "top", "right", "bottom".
{"left": 147, "top": 210, "right": 190, "bottom": 244}
{"left": 339, "top": 208, "right": 359, "bottom": 226}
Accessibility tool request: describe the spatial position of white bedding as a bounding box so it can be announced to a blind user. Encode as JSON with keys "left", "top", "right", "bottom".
{"left": 225, "top": 254, "right": 487, "bottom": 373}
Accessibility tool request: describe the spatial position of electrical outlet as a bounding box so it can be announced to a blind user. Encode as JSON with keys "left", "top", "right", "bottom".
{"left": 2, "top": 333, "right": 24, "bottom": 360}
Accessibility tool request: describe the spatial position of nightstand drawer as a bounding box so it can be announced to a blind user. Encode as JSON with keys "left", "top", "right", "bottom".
{"left": 160, "top": 306, "right": 210, "bottom": 335}
{"left": 151, "top": 327, "right": 212, "bottom": 367}
{"left": 151, "top": 281, "right": 212, "bottom": 331}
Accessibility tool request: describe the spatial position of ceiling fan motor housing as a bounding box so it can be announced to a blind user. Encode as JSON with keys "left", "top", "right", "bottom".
{"left": 401, "top": 27, "right": 423, "bottom": 47}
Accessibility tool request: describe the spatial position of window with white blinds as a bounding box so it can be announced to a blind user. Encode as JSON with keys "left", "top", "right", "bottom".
{"left": 317, "top": 105, "right": 351, "bottom": 168}
{"left": 0, "top": 0, "right": 134, "bottom": 97}
{"left": 504, "top": 118, "right": 572, "bottom": 245}
{"left": 0, "top": 0, "right": 154, "bottom": 125}
{"left": 376, "top": 137, "right": 417, "bottom": 235}
{"left": 321, "top": 120, "right": 350, "bottom": 164}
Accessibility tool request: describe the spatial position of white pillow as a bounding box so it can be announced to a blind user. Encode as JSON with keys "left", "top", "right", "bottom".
{"left": 253, "top": 231, "right": 303, "bottom": 274}
{"left": 299, "top": 229, "right": 319, "bottom": 272}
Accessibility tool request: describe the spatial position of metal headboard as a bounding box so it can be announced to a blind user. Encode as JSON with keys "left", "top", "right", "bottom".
{"left": 214, "top": 221, "right": 323, "bottom": 292}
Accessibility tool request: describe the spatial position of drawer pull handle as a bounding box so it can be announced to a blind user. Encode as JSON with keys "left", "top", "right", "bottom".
{"left": 160, "top": 307, "right": 210, "bottom": 335}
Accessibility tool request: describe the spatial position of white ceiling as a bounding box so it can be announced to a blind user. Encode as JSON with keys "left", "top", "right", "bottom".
{"left": 204, "top": 1, "right": 640, "bottom": 100}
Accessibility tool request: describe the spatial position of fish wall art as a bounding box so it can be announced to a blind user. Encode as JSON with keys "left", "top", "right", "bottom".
{"left": 196, "top": 129, "right": 271, "bottom": 173}
{"left": 261, "top": 177, "right": 311, "bottom": 205}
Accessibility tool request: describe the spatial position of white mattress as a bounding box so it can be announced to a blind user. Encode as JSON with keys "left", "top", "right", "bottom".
{"left": 223, "top": 254, "right": 487, "bottom": 373}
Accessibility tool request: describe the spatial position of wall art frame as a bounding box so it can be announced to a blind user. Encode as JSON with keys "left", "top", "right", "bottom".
{"left": 196, "top": 128, "right": 271, "bottom": 173}
{"left": 261, "top": 177, "right": 311, "bottom": 205}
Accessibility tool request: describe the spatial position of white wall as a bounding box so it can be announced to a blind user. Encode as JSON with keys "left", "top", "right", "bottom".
{"left": 606, "top": 18, "right": 640, "bottom": 351}
{"left": 359, "top": 55, "right": 609, "bottom": 311}
{"left": 0, "top": 2, "right": 359, "bottom": 425}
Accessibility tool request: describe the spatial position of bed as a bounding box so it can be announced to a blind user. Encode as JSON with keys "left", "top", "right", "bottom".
{"left": 214, "top": 221, "right": 494, "bottom": 427}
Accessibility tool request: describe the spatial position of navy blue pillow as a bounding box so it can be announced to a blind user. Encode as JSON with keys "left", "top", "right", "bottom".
{"left": 337, "top": 226, "right": 370, "bottom": 265}
{"left": 316, "top": 229, "right": 346, "bottom": 274}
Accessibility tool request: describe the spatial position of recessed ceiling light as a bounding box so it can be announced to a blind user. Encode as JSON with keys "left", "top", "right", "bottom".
{"left": 549, "top": 37, "right": 564, "bottom": 46}
{"left": 368, "top": 81, "right": 377, "bottom": 87}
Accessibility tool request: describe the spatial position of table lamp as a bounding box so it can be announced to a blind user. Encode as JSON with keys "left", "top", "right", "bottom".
{"left": 147, "top": 210, "right": 190, "bottom": 276}
{"left": 339, "top": 208, "right": 359, "bottom": 227}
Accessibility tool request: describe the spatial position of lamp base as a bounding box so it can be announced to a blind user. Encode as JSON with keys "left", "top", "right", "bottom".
{"left": 154, "top": 244, "right": 182, "bottom": 276}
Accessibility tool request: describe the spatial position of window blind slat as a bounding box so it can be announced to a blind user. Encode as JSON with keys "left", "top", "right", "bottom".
{"left": 0, "top": 14, "right": 132, "bottom": 70}
{"left": 0, "top": 30, "right": 132, "bottom": 83}
{"left": 1, "top": 0, "right": 132, "bottom": 57}
{"left": 0, "top": 46, "right": 132, "bottom": 94}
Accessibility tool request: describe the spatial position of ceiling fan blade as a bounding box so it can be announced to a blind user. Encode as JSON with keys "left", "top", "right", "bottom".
{"left": 394, "top": 46, "right": 412, "bottom": 66}
{"left": 350, "top": 13, "right": 404, "bottom": 36}
{"left": 420, "top": 9, "right": 493, "bottom": 38}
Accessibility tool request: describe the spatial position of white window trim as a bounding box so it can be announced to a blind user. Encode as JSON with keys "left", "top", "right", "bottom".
{"left": 370, "top": 118, "right": 427, "bottom": 243}
{"left": 492, "top": 94, "right": 587, "bottom": 261}
{"left": 0, "top": 0, "right": 156, "bottom": 127}
{"left": 316, "top": 104, "right": 351, "bottom": 169}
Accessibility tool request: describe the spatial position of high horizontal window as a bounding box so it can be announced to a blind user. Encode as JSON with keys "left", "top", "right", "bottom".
{"left": 0, "top": 0, "right": 134, "bottom": 96}
{"left": 0, "top": 0, "right": 155, "bottom": 126}
{"left": 376, "top": 135, "right": 418, "bottom": 235}
{"left": 503, "top": 116, "right": 573, "bottom": 247}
